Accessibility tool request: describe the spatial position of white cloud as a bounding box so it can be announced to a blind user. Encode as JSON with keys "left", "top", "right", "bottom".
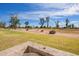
{"left": 18, "top": 11, "right": 54, "bottom": 19}
{"left": 17, "top": 3, "right": 79, "bottom": 20}
{"left": 53, "top": 4, "right": 79, "bottom": 16}
{"left": 36, "top": 3, "right": 73, "bottom": 9}
{"left": 70, "top": 21, "right": 79, "bottom": 24}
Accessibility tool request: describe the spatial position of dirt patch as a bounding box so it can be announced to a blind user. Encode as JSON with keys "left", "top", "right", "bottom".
{"left": 11, "top": 29, "right": 79, "bottom": 38}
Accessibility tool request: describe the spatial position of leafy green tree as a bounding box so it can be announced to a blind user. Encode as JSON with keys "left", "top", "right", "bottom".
{"left": 0, "top": 21, "right": 6, "bottom": 28}
{"left": 9, "top": 15, "right": 20, "bottom": 29}
{"left": 25, "top": 21, "right": 29, "bottom": 28}
{"left": 71, "top": 24, "right": 74, "bottom": 29}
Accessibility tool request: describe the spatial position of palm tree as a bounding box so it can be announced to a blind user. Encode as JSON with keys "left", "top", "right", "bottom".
{"left": 9, "top": 15, "right": 20, "bottom": 29}
{"left": 46, "top": 16, "right": 50, "bottom": 28}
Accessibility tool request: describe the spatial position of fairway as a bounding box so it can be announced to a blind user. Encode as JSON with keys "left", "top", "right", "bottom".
{"left": 0, "top": 29, "right": 79, "bottom": 55}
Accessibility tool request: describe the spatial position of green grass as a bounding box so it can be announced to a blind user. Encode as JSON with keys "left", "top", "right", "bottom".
{"left": 0, "top": 29, "right": 79, "bottom": 55}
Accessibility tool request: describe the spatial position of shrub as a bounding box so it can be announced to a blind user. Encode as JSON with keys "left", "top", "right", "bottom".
{"left": 26, "top": 28, "right": 29, "bottom": 31}
{"left": 40, "top": 30, "right": 44, "bottom": 32}
{"left": 49, "top": 30, "right": 56, "bottom": 34}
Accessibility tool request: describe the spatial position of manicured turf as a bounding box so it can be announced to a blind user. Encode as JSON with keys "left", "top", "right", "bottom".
{"left": 0, "top": 29, "right": 79, "bottom": 55}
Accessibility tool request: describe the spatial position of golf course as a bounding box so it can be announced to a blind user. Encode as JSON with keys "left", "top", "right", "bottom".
{"left": 0, "top": 3, "right": 79, "bottom": 56}
{"left": 0, "top": 28, "right": 79, "bottom": 55}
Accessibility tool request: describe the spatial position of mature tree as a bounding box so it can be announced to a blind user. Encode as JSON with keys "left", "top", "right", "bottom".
{"left": 25, "top": 21, "right": 29, "bottom": 28}
{"left": 18, "top": 22, "right": 21, "bottom": 28}
{"left": 0, "top": 21, "right": 6, "bottom": 28}
{"left": 71, "top": 24, "right": 74, "bottom": 29}
{"left": 39, "top": 18, "right": 45, "bottom": 28}
{"left": 46, "top": 16, "right": 50, "bottom": 28}
{"left": 65, "top": 18, "right": 69, "bottom": 28}
{"left": 9, "top": 15, "right": 20, "bottom": 29}
{"left": 55, "top": 20, "right": 60, "bottom": 28}
{"left": 68, "top": 25, "right": 71, "bottom": 28}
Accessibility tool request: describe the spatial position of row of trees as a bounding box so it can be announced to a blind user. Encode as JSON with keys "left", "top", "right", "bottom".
{"left": 55, "top": 18, "right": 75, "bottom": 29}
{"left": 39, "top": 17, "right": 76, "bottom": 29}
{"left": 9, "top": 15, "right": 30, "bottom": 29}
{"left": 9, "top": 15, "right": 20, "bottom": 29}
{"left": 0, "top": 15, "right": 29, "bottom": 29}
{"left": 0, "top": 15, "right": 78, "bottom": 29}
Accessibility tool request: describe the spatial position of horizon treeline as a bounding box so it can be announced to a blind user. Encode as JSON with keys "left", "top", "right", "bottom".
{"left": 0, "top": 15, "right": 79, "bottom": 29}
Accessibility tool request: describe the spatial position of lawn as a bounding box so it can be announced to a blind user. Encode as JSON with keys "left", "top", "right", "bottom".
{"left": 0, "top": 29, "right": 79, "bottom": 55}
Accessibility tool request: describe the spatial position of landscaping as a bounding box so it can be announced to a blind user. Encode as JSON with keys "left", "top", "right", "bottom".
{"left": 0, "top": 29, "right": 79, "bottom": 55}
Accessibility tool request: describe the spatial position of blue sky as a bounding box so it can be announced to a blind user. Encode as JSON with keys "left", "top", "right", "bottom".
{"left": 0, "top": 3, "right": 79, "bottom": 27}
